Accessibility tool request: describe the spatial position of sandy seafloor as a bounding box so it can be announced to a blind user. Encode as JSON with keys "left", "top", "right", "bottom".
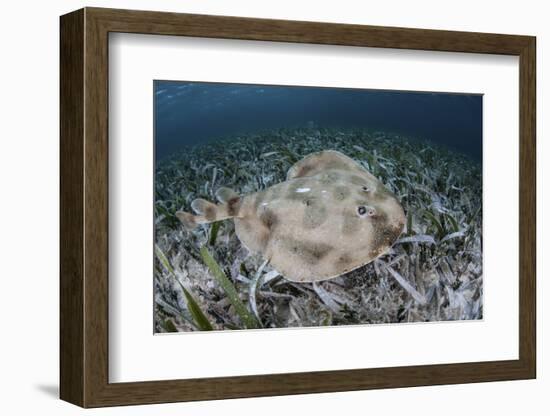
{"left": 154, "top": 128, "right": 482, "bottom": 332}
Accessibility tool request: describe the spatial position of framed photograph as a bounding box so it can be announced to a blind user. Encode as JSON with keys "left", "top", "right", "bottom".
{"left": 60, "top": 7, "right": 536, "bottom": 408}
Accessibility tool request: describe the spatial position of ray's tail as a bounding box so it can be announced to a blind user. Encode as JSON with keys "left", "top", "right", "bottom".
{"left": 176, "top": 187, "right": 242, "bottom": 230}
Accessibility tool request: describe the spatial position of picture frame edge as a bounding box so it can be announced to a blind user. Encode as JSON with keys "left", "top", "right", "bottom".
{"left": 59, "top": 7, "right": 537, "bottom": 408}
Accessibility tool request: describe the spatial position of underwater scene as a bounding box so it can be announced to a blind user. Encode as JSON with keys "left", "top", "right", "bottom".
{"left": 154, "top": 81, "right": 482, "bottom": 333}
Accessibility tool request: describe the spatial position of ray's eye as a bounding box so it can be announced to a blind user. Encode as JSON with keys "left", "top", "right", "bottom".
{"left": 357, "top": 205, "right": 376, "bottom": 218}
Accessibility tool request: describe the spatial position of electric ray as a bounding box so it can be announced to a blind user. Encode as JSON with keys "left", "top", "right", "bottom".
{"left": 177, "top": 150, "right": 405, "bottom": 282}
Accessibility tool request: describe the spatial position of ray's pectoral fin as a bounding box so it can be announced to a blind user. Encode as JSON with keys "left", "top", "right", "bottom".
{"left": 286, "top": 150, "right": 369, "bottom": 180}
{"left": 176, "top": 188, "right": 242, "bottom": 230}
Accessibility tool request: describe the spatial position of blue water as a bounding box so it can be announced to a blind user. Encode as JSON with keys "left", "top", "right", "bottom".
{"left": 154, "top": 81, "right": 482, "bottom": 162}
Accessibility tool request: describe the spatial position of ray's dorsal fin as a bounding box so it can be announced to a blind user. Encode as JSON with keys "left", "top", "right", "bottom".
{"left": 176, "top": 188, "right": 242, "bottom": 230}
{"left": 176, "top": 211, "right": 201, "bottom": 230}
{"left": 191, "top": 198, "right": 217, "bottom": 219}
{"left": 215, "top": 187, "right": 239, "bottom": 204}
{"left": 286, "top": 150, "right": 370, "bottom": 180}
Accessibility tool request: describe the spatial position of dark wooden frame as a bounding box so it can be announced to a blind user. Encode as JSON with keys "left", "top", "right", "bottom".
{"left": 60, "top": 7, "right": 536, "bottom": 408}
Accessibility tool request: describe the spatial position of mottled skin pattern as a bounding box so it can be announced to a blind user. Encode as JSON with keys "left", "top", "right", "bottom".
{"left": 177, "top": 150, "right": 405, "bottom": 282}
